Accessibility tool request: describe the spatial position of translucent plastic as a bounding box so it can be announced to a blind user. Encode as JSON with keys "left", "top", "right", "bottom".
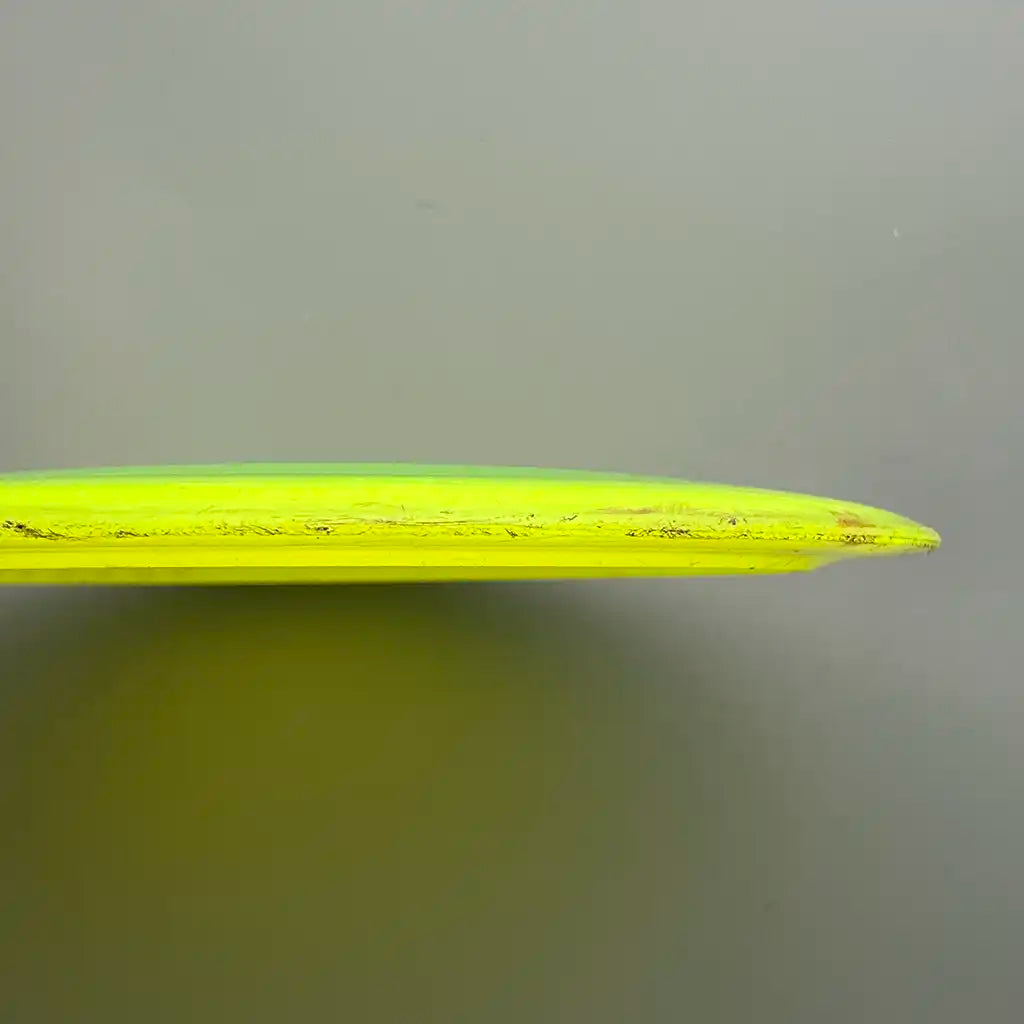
{"left": 0, "top": 463, "right": 940, "bottom": 584}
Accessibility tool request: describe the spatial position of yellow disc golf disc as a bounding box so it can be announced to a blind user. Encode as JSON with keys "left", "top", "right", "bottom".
{"left": 0, "top": 463, "right": 939, "bottom": 584}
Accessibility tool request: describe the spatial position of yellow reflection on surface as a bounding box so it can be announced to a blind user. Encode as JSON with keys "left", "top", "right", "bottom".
{"left": 0, "top": 585, "right": 707, "bottom": 1021}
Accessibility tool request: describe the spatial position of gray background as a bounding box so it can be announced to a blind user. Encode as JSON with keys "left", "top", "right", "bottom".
{"left": 1, "top": 2, "right": 1020, "bottom": 1020}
